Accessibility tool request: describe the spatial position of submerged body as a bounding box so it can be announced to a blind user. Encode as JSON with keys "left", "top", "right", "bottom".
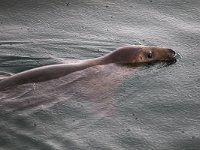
{"left": 0, "top": 45, "right": 176, "bottom": 90}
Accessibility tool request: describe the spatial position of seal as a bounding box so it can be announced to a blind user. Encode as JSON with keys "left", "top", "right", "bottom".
{"left": 0, "top": 45, "right": 176, "bottom": 90}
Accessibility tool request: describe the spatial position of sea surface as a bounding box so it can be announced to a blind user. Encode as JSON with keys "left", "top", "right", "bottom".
{"left": 0, "top": 0, "right": 200, "bottom": 150}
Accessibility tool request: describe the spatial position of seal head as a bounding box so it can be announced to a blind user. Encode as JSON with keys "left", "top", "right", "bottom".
{"left": 136, "top": 46, "right": 176, "bottom": 63}
{"left": 103, "top": 45, "right": 176, "bottom": 64}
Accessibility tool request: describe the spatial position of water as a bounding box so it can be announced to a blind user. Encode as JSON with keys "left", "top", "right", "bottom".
{"left": 0, "top": 0, "right": 200, "bottom": 149}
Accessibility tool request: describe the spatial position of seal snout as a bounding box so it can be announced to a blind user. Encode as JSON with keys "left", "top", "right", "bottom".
{"left": 167, "top": 48, "right": 176, "bottom": 58}
{"left": 168, "top": 49, "right": 175, "bottom": 55}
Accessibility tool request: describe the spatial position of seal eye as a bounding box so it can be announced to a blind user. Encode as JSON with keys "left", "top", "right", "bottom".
{"left": 147, "top": 51, "right": 153, "bottom": 59}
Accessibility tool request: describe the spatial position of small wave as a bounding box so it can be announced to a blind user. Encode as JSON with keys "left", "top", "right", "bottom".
{"left": 0, "top": 41, "right": 32, "bottom": 46}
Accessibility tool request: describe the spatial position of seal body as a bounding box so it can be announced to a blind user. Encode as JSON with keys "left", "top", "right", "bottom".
{"left": 0, "top": 45, "right": 176, "bottom": 90}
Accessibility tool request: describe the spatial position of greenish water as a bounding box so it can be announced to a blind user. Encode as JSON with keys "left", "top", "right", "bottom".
{"left": 0, "top": 0, "right": 200, "bottom": 150}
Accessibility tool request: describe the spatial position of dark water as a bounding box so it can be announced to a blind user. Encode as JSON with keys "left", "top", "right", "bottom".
{"left": 0, "top": 0, "right": 200, "bottom": 150}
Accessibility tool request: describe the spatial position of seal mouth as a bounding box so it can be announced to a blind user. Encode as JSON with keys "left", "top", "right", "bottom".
{"left": 161, "top": 49, "right": 176, "bottom": 61}
{"left": 174, "top": 52, "right": 181, "bottom": 59}
{"left": 168, "top": 49, "right": 176, "bottom": 58}
{"left": 168, "top": 48, "right": 175, "bottom": 54}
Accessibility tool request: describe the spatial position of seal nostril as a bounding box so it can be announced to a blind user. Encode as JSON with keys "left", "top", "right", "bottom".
{"left": 168, "top": 49, "right": 176, "bottom": 55}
